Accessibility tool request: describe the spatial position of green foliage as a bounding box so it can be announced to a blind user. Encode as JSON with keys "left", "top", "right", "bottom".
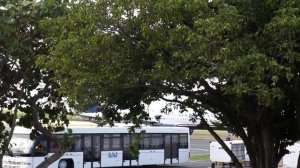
{"left": 62, "top": 129, "right": 73, "bottom": 148}
{"left": 128, "top": 133, "right": 141, "bottom": 157}
{"left": 190, "top": 154, "right": 209, "bottom": 161}
{"left": 39, "top": 0, "right": 300, "bottom": 167}
{"left": 0, "top": 0, "right": 71, "bottom": 159}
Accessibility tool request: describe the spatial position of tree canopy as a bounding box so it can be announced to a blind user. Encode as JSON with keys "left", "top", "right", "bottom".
{"left": 40, "top": 0, "right": 300, "bottom": 168}
{"left": 0, "top": 0, "right": 73, "bottom": 167}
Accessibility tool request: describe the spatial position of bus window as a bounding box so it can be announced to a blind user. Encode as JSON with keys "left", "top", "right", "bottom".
{"left": 34, "top": 138, "right": 47, "bottom": 156}
{"left": 171, "top": 134, "right": 179, "bottom": 158}
{"left": 49, "top": 141, "right": 59, "bottom": 153}
{"left": 141, "top": 134, "right": 163, "bottom": 149}
{"left": 70, "top": 135, "right": 81, "bottom": 152}
{"left": 103, "top": 134, "right": 110, "bottom": 150}
{"left": 92, "top": 135, "right": 101, "bottom": 160}
{"left": 140, "top": 134, "right": 151, "bottom": 149}
{"left": 151, "top": 134, "right": 163, "bottom": 149}
{"left": 164, "top": 134, "right": 172, "bottom": 158}
{"left": 112, "top": 134, "right": 121, "bottom": 150}
{"left": 103, "top": 134, "right": 121, "bottom": 150}
{"left": 179, "top": 134, "right": 188, "bottom": 148}
{"left": 49, "top": 135, "right": 64, "bottom": 153}
{"left": 83, "top": 135, "right": 92, "bottom": 161}
{"left": 123, "top": 134, "right": 131, "bottom": 160}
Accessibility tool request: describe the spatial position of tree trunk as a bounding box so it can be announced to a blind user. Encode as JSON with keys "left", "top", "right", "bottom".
{"left": 0, "top": 155, "right": 2, "bottom": 168}
{"left": 0, "top": 91, "right": 22, "bottom": 168}
{"left": 297, "top": 152, "right": 300, "bottom": 168}
{"left": 199, "top": 115, "right": 243, "bottom": 168}
{"left": 250, "top": 111, "right": 278, "bottom": 168}
{"left": 0, "top": 110, "right": 18, "bottom": 168}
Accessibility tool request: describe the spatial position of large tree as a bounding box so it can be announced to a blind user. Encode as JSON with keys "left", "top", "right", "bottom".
{"left": 40, "top": 0, "right": 300, "bottom": 168}
{"left": 0, "top": 0, "right": 73, "bottom": 167}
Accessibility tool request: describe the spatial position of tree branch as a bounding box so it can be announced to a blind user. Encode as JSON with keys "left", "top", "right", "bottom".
{"left": 198, "top": 110, "right": 243, "bottom": 168}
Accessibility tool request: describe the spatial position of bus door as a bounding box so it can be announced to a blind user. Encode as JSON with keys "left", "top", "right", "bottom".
{"left": 83, "top": 135, "right": 92, "bottom": 168}
{"left": 164, "top": 134, "right": 179, "bottom": 164}
{"left": 83, "top": 135, "right": 101, "bottom": 168}
{"left": 92, "top": 135, "right": 101, "bottom": 167}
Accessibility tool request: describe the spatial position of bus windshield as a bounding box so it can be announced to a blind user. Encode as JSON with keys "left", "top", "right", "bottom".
{"left": 10, "top": 134, "right": 34, "bottom": 155}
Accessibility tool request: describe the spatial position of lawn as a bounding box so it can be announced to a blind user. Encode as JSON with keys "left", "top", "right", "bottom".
{"left": 190, "top": 154, "right": 210, "bottom": 161}
{"left": 191, "top": 129, "right": 240, "bottom": 140}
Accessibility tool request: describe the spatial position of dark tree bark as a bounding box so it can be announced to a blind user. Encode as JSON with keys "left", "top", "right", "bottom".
{"left": 0, "top": 88, "right": 23, "bottom": 168}
{"left": 247, "top": 109, "right": 286, "bottom": 168}
{"left": 297, "top": 152, "right": 300, "bottom": 168}
{"left": 0, "top": 108, "right": 17, "bottom": 168}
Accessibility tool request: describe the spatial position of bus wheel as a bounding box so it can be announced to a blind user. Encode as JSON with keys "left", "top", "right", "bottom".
{"left": 58, "top": 160, "right": 68, "bottom": 168}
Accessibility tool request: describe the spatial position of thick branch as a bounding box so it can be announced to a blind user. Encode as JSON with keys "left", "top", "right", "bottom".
{"left": 199, "top": 112, "right": 243, "bottom": 168}
{"left": 0, "top": 87, "right": 24, "bottom": 168}
{"left": 29, "top": 85, "right": 68, "bottom": 168}
{"left": 31, "top": 105, "right": 68, "bottom": 168}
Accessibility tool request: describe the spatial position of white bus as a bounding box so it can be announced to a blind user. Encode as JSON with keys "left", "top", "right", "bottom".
{"left": 3, "top": 122, "right": 190, "bottom": 168}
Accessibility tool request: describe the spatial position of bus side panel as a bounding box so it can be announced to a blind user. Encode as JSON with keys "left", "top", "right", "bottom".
{"left": 138, "top": 149, "right": 164, "bottom": 165}
{"left": 92, "top": 161, "right": 101, "bottom": 167}
{"left": 282, "top": 142, "right": 300, "bottom": 168}
{"left": 83, "top": 162, "right": 92, "bottom": 168}
{"left": 3, "top": 155, "right": 33, "bottom": 168}
{"left": 32, "top": 156, "right": 46, "bottom": 168}
{"left": 101, "top": 151, "right": 122, "bottom": 167}
{"left": 38, "top": 152, "right": 84, "bottom": 168}
{"left": 178, "top": 149, "right": 189, "bottom": 163}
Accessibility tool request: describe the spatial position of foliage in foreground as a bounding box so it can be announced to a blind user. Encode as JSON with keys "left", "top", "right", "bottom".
{"left": 0, "top": 0, "right": 72, "bottom": 167}
{"left": 40, "top": 1, "right": 300, "bottom": 168}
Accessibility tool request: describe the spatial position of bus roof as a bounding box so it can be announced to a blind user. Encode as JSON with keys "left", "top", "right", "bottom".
{"left": 13, "top": 121, "right": 190, "bottom": 134}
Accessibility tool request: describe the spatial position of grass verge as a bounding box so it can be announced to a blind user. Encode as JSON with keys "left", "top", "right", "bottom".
{"left": 191, "top": 129, "right": 240, "bottom": 140}
{"left": 190, "top": 154, "right": 209, "bottom": 161}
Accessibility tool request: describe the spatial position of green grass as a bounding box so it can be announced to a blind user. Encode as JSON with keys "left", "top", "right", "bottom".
{"left": 191, "top": 129, "right": 240, "bottom": 140}
{"left": 190, "top": 154, "right": 209, "bottom": 161}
